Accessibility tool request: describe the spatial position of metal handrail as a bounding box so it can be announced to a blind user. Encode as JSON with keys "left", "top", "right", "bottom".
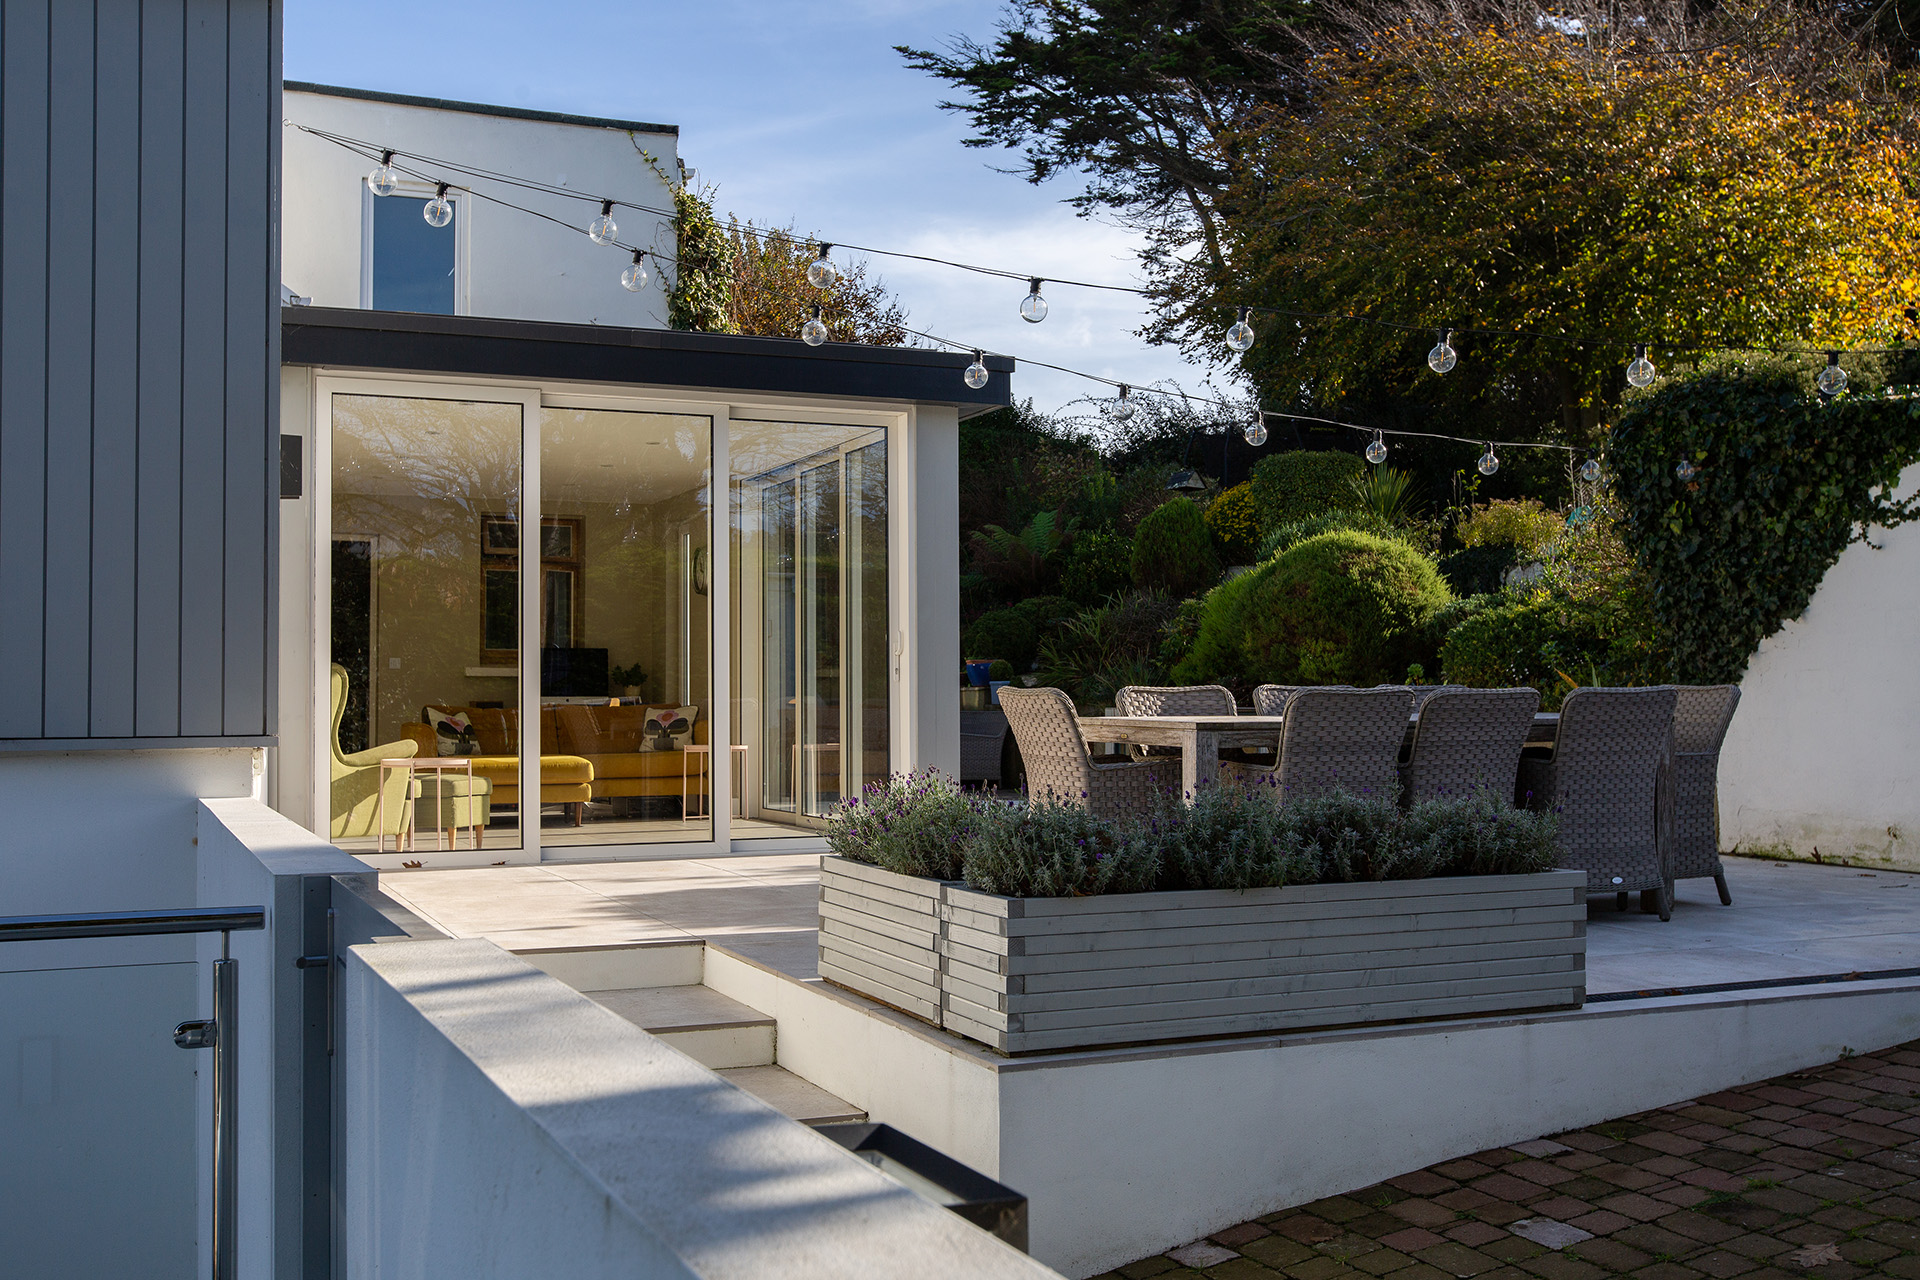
{"left": 1, "top": 904, "right": 264, "bottom": 1280}
{"left": 0, "top": 906, "right": 265, "bottom": 942}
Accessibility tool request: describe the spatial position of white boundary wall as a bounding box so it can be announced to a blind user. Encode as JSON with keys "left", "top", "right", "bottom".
{"left": 342, "top": 939, "right": 1059, "bottom": 1279}
{"left": 702, "top": 948, "right": 1920, "bottom": 1278}
{"left": 1721, "top": 461, "right": 1920, "bottom": 871}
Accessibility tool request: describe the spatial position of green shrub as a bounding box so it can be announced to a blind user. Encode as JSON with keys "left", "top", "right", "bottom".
{"left": 962, "top": 797, "right": 1159, "bottom": 897}
{"left": 1238, "top": 531, "right": 1453, "bottom": 686}
{"left": 1257, "top": 509, "right": 1393, "bottom": 560}
{"left": 1036, "top": 589, "right": 1179, "bottom": 708}
{"left": 1157, "top": 595, "right": 1209, "bottom": 673}
{"left": 1279, "top": 789, "right": 1425, "bottom": 882}
{"left": 1400, "top": 786, "right": 1560, "bottom": 876}
{"left": 1346, "top": 467, "right": 1424, "bottom": 524}
{"left": 1168, "top": 566, "right": 1267, "bottom": 689}
{"left": 988, "top": 659, "right": 1015, "bottom": 682}
{"left": 1457, "top": 498, "right": 1564, "bottom": 558}
{"left": 1204, "top": 482, "right": 1263, "bottom": 564}
{"left": 1248, "top": 450, "right": 1364, "bottom": 531}
{"left": 960, "top": 609, "right": 1038, "bottom": 672}
{"left": 826, "top": 770, "right": 998, "bottom": 881}
{"left": 1010, "top": 594, "right": 1079, "bottom": 632}
{"left": 1149, "top": 782, "right": 1307, "bottom": 891}
{"left": 1421, "top": 591, "right": 1505, "bottom": 656}
{"left": 1438, "top": 597, "right": 1614, "bottom": 707}
{"left": 1436, "top": 545, "right": 1517, "bottom": 596}
{"left": 1131, "top": 497, "right": 1220, "bottom": 596}
{"left": 1058, "top": 530, "right": 1134, "bottom": 605}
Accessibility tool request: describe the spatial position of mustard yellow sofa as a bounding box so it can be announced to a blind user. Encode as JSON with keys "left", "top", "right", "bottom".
{"left": 401, "top": 703, "right": 707, "bottom": 808}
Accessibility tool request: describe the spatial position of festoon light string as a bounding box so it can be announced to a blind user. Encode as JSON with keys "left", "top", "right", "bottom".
{"left": 302, "top": 121, "right": 1905, "bottom": 478}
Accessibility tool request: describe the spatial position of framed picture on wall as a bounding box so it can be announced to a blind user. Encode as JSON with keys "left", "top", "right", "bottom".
{"left": 481, "top": 516, "right": 519, "bottom": 555}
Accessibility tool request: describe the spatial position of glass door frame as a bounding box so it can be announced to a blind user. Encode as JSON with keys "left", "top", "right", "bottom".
{"left": 309, "top": 373, "right": 909, "bottom": 864}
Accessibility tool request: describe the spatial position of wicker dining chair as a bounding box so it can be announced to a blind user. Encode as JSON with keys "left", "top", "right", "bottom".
{"left": 1672, "top": 684, "right": 1741, "bottom": 905}
{"left": 1224, "top": 686, "right": 1414, "bottom": 803}
{"left": 1519, "top": 686, "right": 1679, "bottom": 920}
{"left": 999, "top": 686, "right": 1177, "bottom": 820}
{"left": 1115, "top": 684, "right": 1238, "bottom": 761}
{"left": 1409, "top": 684, "right": 1469, "bottom": 710}
{"left": 1399, "top": 687, "right": 1540, "bottom": 806}
{"left": 1250, "top": 685, "right": 1300, "bottom": 717}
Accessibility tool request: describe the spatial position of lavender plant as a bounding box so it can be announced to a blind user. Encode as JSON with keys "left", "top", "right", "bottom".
{"left": 826, "top": 769, "right": 1001, "bottom": 881}
{"left": 1147, "top": 780, "right": 1309, "bottom": 891}
{"left": 1399, "top": 786, "right": 1560, "bottom": 877}
{"left": 961, "top": 797, "right": 1157, "bottom": 898}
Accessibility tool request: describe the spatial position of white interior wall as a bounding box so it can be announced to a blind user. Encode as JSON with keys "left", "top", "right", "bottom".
{"left": 1720, "top": 460, "right": 1920, "bottom": 871}
{"left": 282, "top": 89, "right": 677, "bottom": 327}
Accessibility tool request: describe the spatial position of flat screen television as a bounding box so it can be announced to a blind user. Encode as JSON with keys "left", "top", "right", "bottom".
{"left": 540, "top": 647, "right": 608, "bottom": 697}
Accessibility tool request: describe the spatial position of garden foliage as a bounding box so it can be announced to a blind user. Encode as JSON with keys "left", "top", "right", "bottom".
{"left": 1130, "top": 497, "right": 1220, "bottom": 596}
{"left": 1204, "top": 482, "right": 1264, "bottom": 564}
{"left": 1611, "top": 364, "right": 1920, "bottom": 683}
{"left": 1178, "top": 531, "right": 1451, "bottom": 689}
{"left": 1456, "top": 499, "right": 1564, "bottom": 558}
{"left": 1257, "top": 508, "right": 1393, "bottom": 560}
{"left": 1036, "top": 589, "right": 1181, "bottom": 709}
{"left": 1058, "top": 529, "right": 1134, "bottom": 605}
{"left": 1248, "top": 450, "right": 1364, "bottom": 531}
{"left": 960, "top": 608, "right": 1038, "bottom": 672}
{"left": 829, "top": 772, "right": 1560, "bottom": 897}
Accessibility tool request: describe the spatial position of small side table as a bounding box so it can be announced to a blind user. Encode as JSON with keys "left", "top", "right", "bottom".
{"left": 377, "top": 757, "right": 481, "bottom": 853}
{"left": 682, "top": 744, "right": 749, "bottom": 822}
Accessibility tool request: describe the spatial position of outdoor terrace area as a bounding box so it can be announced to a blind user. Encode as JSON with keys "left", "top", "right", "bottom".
{"left": 378, "top": 852, "right": 1920, "bottom": 996}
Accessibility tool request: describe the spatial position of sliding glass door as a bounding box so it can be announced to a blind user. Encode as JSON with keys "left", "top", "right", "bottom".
{"left": 731, "top": 422, "right": 889, "bottom": 831}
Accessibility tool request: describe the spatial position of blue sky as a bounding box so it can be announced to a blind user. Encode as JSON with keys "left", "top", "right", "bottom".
{"left": 286, "top": 0, "right": 1237, "bottom": 418}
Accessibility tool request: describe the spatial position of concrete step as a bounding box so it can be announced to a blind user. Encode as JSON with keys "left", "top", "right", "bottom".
{"left": 719, "top": 1065, "right": 866, "bottom": 1126}
{"left": 517, "top": 940, "right": 703, "bottom": 991}
{"left": 590, "top": 984, "right": 775, "bottom": 1070}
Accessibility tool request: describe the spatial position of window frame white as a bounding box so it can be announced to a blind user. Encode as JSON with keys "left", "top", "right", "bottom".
{"left": 359, "top": 178, "right": 472, "bottom": 315}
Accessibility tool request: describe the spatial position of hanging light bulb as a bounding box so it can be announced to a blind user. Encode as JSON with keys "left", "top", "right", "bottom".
{"left": 1428, "top": 328, "right": 1458, "bottom": 374}
{"left": 588, "top": 199, "right": 618, "bottom": 246}
{"left": 423, "top": 182, "right": 453, "bottom": 228}
{"left": 368, "top": 150, "right": 399, "bottom": 197}
{"left": 1226, "top": 306, "right": 1256, "bottom": 353}
{"left": 1244, "top": 414, "right": 1268, "bottom": 447}
{"left": 1110, "top": 385, "right": 1138, "bottom": 422}
{"left": 1365, "top": 430, "right": 1388, "bottom": 465}
{"left": 1020, "top": 277, "right": 1048, "bottom": 324}
{"left": 1477, "top": 443, "right": 1499, "bottom": 476}
{"left": 621, "top": 250, "right": 651, "bottom": 292}
{"left": 1675, "top": 458, "right": 1699, "bottom": 481}
{"left": 964, "top": 351, "right": 990, "bottom": 390}
{"left": 801, "top": 303, "right": 828, "bottom": 347}
{"left": 807, "top": 243, "right": 838, "bottom": 289}
{"left": 1816, "top": 351, "right": 1848, "bottom": 397}
{"left": 1579, "top": 457, "right": 1603, "bottom": 484}
{"left": 1626, "top": 343, "right": 1656, "bottom": 388}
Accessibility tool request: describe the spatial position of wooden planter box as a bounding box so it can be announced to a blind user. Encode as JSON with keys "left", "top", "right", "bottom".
{"left": 820, "top": 857, "right": 1587, "bottom": 1054}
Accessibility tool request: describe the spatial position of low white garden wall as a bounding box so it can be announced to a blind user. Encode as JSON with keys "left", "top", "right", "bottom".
{"left": 1720, "top": 461, "right": 1920, "bottom": 872}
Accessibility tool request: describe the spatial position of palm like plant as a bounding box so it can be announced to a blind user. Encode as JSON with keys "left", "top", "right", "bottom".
{"left": 1347, "top": 467, "right": 1423, "bottom": 524}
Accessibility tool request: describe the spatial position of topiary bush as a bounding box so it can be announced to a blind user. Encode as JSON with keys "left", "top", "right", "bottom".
{"left": 1248, "top": 450, "right": 1364, "bottom": 531}
{"left": 1612, "top": 362, "right": 1920, "bottom": 682}
{"left": 960, "top": 608, "right": 1038, "bottom": 672}
{"left": 1204, "top": 482, "right": 1263, "bottom": 564}
{"left": 1058, "top": 530, "right": 1133, "bottom": 605}
{"left": 1257, "top": 508, "right": 1394, "bottom": 560}
{"left": 1130, "top": 497, "right": 1221, "bottom": 596}
{"left": 1438, "top": 597, "right": 1606, "bottom": 708}
{"left": 1168, "top": 565, "right": 1267, "bottom": 689}
{"left": 1238, "top": 531, "right": 1454, "bottom": 686}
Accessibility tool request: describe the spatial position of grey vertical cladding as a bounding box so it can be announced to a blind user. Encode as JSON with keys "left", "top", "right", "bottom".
{"left": 0, "top": 0, "right": 278, "bottom": 745}
{"left": 0, "top": 0, "right": 51, "bottom": 738}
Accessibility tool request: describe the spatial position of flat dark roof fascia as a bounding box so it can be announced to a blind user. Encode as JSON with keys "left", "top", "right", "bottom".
{"left": 281, "top": 307, "right": 1013, "bottom": 409}
{"left": 284, "top": 81, "right": 678, "bottom": 137}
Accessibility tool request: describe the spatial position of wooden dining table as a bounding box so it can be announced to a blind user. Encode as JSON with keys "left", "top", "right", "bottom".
{"left": 1079, "top": 710, "right": 1564, "bottom": 798}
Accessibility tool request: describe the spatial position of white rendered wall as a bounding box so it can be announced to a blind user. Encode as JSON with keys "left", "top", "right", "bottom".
{"left": 1720, "top": 460, "right": 1920, "bottom": 871}
{"left": 274, "top": 366, "right": 316, "bottom": 830}
{"left": 282, "top": 89, "right": 678, "bottom": 327}
{"left": 910, "top": 406, "right": 962, "bottom": 778}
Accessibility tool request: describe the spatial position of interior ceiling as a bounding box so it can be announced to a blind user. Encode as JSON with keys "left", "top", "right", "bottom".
{"left": 333, "top": 397, "right": 886, "bottom": 506}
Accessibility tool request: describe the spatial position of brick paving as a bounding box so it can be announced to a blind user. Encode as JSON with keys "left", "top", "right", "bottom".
{"left": 1097, "top": 1041, "right": 1920, "bottom": 1280}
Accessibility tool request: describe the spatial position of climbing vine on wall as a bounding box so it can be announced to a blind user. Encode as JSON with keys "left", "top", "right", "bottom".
{"left": 667, "top": 184, "right": 736, "bottom": 334}
{"left": 1611, "top": 363, "right": 1920, "bottom": 685}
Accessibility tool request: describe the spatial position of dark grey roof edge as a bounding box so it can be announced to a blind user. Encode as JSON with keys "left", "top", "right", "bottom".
{"left": 284, "top": 81, "right": 678, "bottom": 137}
{"left": 281, "top": 307, "right": 1014, "bottom": 409}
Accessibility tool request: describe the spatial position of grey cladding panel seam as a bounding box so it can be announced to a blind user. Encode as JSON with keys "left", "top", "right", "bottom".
{"left": 0, "top": 0, "right": 52, "bottom": 737}
{"left": 0, "top": 0, "right": 277, "bottom": 743}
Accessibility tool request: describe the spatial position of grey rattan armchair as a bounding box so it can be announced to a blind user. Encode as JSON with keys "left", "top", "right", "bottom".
{"left": 1250, "top": 685, "right": 1299, "bottom": 717}
{"left": 1409, "top": 684, "right": 1468, "bottom": 710}
{"left": 1399, "top": 687, "right": 1540, "bottom": 805}
{"left": 1115, "top": 684, "right": 1238, "bottom": 761}
{"left": 1224, "top": 686, "right": 1414, "bottom": 803}
{"left": 999, "top": 686, "right": 1177, "bottom": 820}
{"left": 1672, "top": 684, "right": 1741, "bottom": 905}
{"left": 1519, "top": 686, "right": 1678, "bottom": 920}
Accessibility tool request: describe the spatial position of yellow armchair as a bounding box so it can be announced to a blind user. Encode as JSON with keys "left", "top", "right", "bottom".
{"left": 329, "top": 663, "right": 418, "bottom": 839}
